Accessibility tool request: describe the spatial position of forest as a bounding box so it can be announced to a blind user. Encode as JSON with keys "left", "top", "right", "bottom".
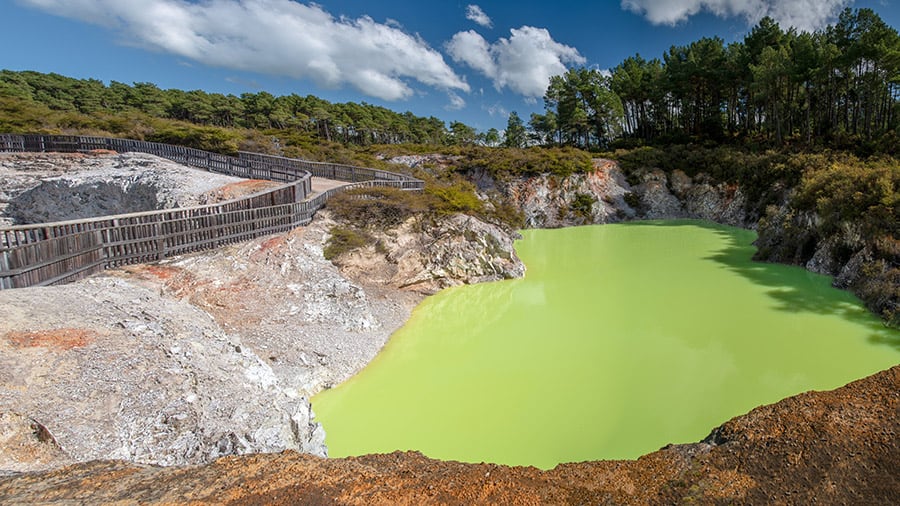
{"left": 0, "top": 70, "right": 450, "bottom": 146}
{"left": 530, "top": 8, "right": 900, "bottom": 152}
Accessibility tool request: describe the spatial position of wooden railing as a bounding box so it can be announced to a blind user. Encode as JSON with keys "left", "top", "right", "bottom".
{"left": 0, "top": 134, "right": 423, "bottom": 289}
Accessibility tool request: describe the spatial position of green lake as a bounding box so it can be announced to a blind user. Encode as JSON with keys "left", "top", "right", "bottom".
{"left": 311, "top": 220, "right": 900, "bottom": 469}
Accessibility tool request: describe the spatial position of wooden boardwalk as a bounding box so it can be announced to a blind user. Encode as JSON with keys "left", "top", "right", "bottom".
{"left": 310, "top": 176, "right": 350, "bottom": 197}
{"left": 0, "top": 134, "right": 423, "bottom": 289}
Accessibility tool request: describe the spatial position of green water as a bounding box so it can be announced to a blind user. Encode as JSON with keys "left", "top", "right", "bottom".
{"left": 312, "top": 220, "right": 899, "bottom": 469}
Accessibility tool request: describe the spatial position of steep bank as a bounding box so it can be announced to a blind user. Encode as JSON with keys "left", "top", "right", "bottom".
{"left": 2, "top": 365, "right": 896, "bottom": 504}
{"left": 388, "top": 155, "right": 750, "bottom": 229}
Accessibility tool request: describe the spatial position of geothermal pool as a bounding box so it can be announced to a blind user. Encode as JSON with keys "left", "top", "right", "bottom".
{"left": 312, "top": 220, "right": 899, "bottom": 468}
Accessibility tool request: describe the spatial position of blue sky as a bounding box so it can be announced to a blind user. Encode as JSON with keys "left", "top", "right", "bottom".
{"left": 2, "top": 0, "right": 898, "bottom": 132}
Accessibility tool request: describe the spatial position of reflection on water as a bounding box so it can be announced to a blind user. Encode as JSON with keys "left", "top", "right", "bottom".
{"left": 313, "top": 220, "right": 900, "bottom": 469}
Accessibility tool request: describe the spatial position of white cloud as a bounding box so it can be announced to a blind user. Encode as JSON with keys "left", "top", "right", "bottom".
{"left": 20, "top": 0, "right": 470, "bottom": 101}
{"left": 446, "top": 92, "right": 466, "bottom": 110}
{"left": 447, "top": 26, "right": 585, "bottom": 99}
{"left": 621, "top": 0, "right": 850, "bottom": 32}
{"left": 484, "top": 103, "right": 508, "bottom": 118}
{"left": 466, "top": 4, "right": 493, "bottom": 28}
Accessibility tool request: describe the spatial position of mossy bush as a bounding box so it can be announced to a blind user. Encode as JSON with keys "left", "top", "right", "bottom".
{"left": 571, "top": 193, "right": 596, "bottom": 218}
{"left": 323, "top": 226, "right": 372, "bottom": 260}
{"left": 146, "top": 123, "right": 242, "bottom": 155}
{"left": 424, "top": 176, "right": 484, "bottom": 215}
{"left": 326, "top": 186, "right": 430, "bottom": 228}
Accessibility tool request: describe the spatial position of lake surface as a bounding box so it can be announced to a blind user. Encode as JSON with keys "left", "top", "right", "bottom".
{"left": 312, "top": 220, "right": 900, "bottom": 469}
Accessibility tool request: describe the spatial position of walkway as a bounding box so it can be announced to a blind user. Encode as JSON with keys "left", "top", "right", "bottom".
{"left": 309, "top": 176, "right": 349, "bottom": 198}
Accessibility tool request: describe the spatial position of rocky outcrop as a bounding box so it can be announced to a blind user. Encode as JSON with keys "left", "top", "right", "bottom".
{"left": 1, "top": 365, "right": 896, "bottom": 504}
{"left": 329, "top": 212, "right": 525, "bottom": 295}
{"left": 121, "top": 219, "right": 423, "bottom": 395}
{"left": 631, "top": 168, "right": 749, "bottom": 226}
{"left": 755, "top": 202, "right": 898, "bottom": 324}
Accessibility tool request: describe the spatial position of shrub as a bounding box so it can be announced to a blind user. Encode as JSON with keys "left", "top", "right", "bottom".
{"left": 794, "top": 158, "right": 899, "bottom": 238}
{"left": 571, "top": 193, "right": 596, "bottom": 218}
{"left": 487, "top": 197, "right": 526, "bottom": 229}
{"left": 623, "top": 192, "right": 641, "bottom": 210}
{"left": 323, "top": 226, "right": 372, "bottom": 260}
{"left": 326, "top": 186, "right": 429, "bottom": 228}
{"left": 424, "top": 177, "right": 483, "bottom": 215}
{"left": 147, "top": 123, "right": 241, "bottom": 155}
{"left": 457, "top": 146, "right": 593, "bottom": 178}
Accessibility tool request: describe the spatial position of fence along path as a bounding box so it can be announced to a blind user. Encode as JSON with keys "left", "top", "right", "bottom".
{"left": 0, "top": 134, "right": 423, "bottom": 289}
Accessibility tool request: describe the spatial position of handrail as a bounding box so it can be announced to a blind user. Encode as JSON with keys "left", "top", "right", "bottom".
{"left": 0, "top": 134, "right": 424, "bottom": 289}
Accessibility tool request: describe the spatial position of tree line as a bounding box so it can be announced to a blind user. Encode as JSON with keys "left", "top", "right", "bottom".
{"left": 0, "top": 70, "right": 450, "bottom": 145}
{"left": 525, "top": 8, "right": 899, "bottom": 151}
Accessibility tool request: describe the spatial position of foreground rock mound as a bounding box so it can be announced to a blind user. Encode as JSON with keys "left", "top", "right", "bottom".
{"left": 1, "top": 366, "right": 896, "bottom": 504}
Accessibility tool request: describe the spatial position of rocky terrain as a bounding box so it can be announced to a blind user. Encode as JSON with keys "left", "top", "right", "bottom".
{"left": 0, "top": 152, "right": 524, "bottom": 473}
{"left": 1, "top": 365, "right": 896, "bottom": 504}
{"left": 0, "top": 277, "right": 327, "bottom": 473}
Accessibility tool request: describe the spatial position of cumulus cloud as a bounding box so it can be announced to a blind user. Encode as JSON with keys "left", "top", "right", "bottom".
{"left": 465, "top": 4, "right": 493, "bottom": 28}
{"left": 621, "top": 0, "right": 850, "bottom": 32}
{"left": 446, "top": 26, "right": 585, "bottom": 99}
{"left": 19, "top": 0, "right": 469, "bottom": 101}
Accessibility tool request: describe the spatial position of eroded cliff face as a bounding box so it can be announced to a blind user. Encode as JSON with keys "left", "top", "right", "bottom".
{"left": 477, "top": 159, "right": 751, "bottom": 229}
{"left": 634, "top": 168, "right": 749, "bottom": 227}
{"left": 755, "top": 202, "right": 899, "bottom": 325}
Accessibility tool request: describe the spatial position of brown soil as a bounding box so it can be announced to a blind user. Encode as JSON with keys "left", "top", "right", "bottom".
{"left": 122, "top": 263, "right": 260, "bottom": 328}
{"left": 4, "top": 329, "right": 97, "bottom": 351}
{"left": 1, "top": 366, "right": 896, "bottom": 505}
